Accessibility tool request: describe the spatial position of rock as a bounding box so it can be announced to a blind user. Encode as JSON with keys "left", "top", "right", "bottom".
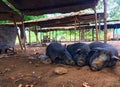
{"left": 39, "top": 54, "right": 52, "bottom": 64}
{"left": 18, "top": 84, "right": 23, "bottom": 87}
{"left": 0, "top": 54, "right": 8, "bottom": 58}
{"left": 38, "top": 54, "right": 48, "bottom": 59}
{"left": 54, "top": 67, "right": 68, "bottom": 75}
{"left": 28, "top": 56, "right": 36, "bottom": 60}
{"left": 41, "top": 58, "right": 52, "bottom": 64}
{"left": 82, "top": 82, "right": 91, "bottom": 87}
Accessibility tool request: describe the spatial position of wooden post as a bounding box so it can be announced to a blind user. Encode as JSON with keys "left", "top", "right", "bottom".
{"left": 53, "top": 30, "right": 54, "bottom": 38}
{"left": 79, "top": 29, "right": 81, "bottom": 41}
{"left": 104, "top": 0, "right": 107, "bottom": 43}
{"left": 81, "top": 28, "right": 85, "bottom": 41}
{"left": 21, "top": 17, "right": 26, "bottom": 50}
{"left": 56, "top": 30, "right": 57, "bottom": 41}
{"left": 35, "top": 25, "right": 39, "bottom": 42}
{"left": 29, "top": 27, "right": 31, "bottom": 44}
{"left": 52, "top": 31, "right": 53, "bottom": 38}
{"left": 39, "top": 32, "right": 41, "bottom": 43}
{"left": 113, "top": 29, "right": 115, "bottom": 38}
{"left": 13, "top": 17, "right": 23, "bottom": 50}
{"left": 85, "top": 29, "right": 87, "bottom": 41}
{"left": 70, "top": 30, "right": 71, "bottom": 42}
{"left": 74, "top": 20, "right": 77, "bottom": 42}
{"left": 48, "top": 30, "right": 50, "bottom": 41}
{"left": 66, "top": 30, "right": 67, "bottom": 42}
{"left": 92, "top": 28, "right": 94, "bottom": 41}
{"left": 94, "top": 6, "right": 99, "bottom": 41}
{"left": 41, "top": 32, "right": 43, "bottom": 42}
{"left": 98, "top": 14, "right": 101, "bottom": 40}
{"left": 50, "top": 30, "right": 51, "bottom": 42}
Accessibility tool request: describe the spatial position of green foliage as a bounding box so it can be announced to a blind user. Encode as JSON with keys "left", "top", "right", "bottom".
{"left": 0, "top": 20, "right": 12, "bottom": 24}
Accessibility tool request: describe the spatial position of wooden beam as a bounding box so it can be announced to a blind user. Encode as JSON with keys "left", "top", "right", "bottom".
{"left": 104, "top": 0, "right": 107, "bottom": 43}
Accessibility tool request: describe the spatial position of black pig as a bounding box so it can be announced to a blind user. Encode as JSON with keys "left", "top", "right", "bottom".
{"left": 46, "top": 42, "right": 75, "bottom": 65}
{"left": 87, "top": 42, "right": 119, "bottom": 71}
{"left": 67, "top": 43, "right": 90, "bottom": 66}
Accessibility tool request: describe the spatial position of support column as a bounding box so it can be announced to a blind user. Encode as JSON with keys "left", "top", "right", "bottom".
{"left": 21, "top": 17, "right": 26, "bottom": 50}
{"left": 94, "top": 6, "right": 99, "bottom": 41}
{"left": 74, "top": 20, "right": 77, "bottom": 42}
{"left": 81, "top": 28, "right": 85, "bottom": 41}
{"left": 104, "top": 0, "right": 107, "bottom": 43}
{"left": 79, "top": 29, "right": 81, "bottom": 41}
{"left": 98, "top": 14, "right": 101, "bottom": 40}
{"left": 13, "top": 17, "right": 23, "bottom": 50}
{"left": 92, "top": 28, "right": 94, "bottom": 41}
{"left": 35, "top": 25, "right": 39, "bottom": 42}
{"left": 66, "top": 30, "right": 68, "bottom": 42}
{"left": 70, "top": 30, "right": 71, "bottom": 42}
{"left": 29, "top": 27, "right": 31, "bottom": 44}
{"left": 56, "top": 30, "right": 57, "bottom": 41}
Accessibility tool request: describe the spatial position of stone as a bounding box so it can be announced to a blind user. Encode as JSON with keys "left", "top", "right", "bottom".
{"left": 39, "top": 54, "right": 52, "bottom": 64}
{"left": 54, "top": 67, "right": 68, "bottom": 75}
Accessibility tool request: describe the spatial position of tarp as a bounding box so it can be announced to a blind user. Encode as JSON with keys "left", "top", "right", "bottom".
{"left": 0, "top": 26, "right": 17, "bottom": 49}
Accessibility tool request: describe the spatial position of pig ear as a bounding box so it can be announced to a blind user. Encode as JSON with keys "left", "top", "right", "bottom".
{"left": 75, "top": 49, "right": 81, "bottom": 53}
{"left": 63, "top": 44, "right": 67, "bottom": 48}
{"left": 112, "top": 56, "right": 120, "bottom": 60}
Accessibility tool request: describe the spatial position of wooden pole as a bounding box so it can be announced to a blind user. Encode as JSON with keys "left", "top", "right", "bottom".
{"left": 94, "top": 6, "right": 99, "bottom": 41}
{"left": 21, "top": 17, "right": 26, "bottom": 50}
{"left": 79, "top": 29, "right": 81, "bottom": 41}
{"left": 81, "top": 28, "right": 85, "bottom": 41}
{"left": 35, "top": 25, "right": 39, "bottom": 42}
{"left": 66, "top": 30, "right": 67, "bottom": 42}
{"left": 29, "top": 27, "right": 31, "bottom": 44}
{"left": 74, "top": 19, "right": 77, "bottom": 42}
{"left": 98, "top": 14, "right": 101, "bottom": 40}
{"left": 13, "top": 17, "right": 23, "bottom": 50}
{"left": 41, "top": 32, "right": 43, "bottom": 42}
{"left": 113, "top": 29, "right": 115, "bottom": 38}
{"left": 104, "top": 0, "right": 107, "bottom": 43}
{"left": 70, "top": 30, "right": 71, "bottom": 42}
{"left": 56, "top": 30, "right": 57, "bottom": 41}
{"left": 92, "top": 28, "right": 94, "bottom": 41}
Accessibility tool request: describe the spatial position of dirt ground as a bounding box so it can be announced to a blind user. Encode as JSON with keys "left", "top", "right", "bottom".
{"left": 0, "top": 41, "right": 120, "bottom": 87}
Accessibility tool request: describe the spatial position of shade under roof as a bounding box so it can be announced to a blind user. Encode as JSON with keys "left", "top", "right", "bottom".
{"left": 8, "top": 0, "right": 99, "bottom": 15}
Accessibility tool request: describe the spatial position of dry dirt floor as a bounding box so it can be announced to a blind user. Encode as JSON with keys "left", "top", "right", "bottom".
{"left": 0, "top": 41, "right": 120, "bottom": 87}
